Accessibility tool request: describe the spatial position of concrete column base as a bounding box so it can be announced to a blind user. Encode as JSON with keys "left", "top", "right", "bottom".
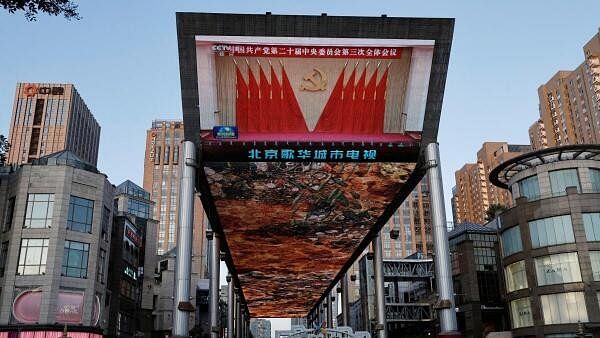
{"left": 438, "top": 331, "right": 461, "bottom": 338}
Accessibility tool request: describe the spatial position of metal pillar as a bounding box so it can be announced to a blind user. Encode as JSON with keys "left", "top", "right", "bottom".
{"left": 236, "top": 294, "right": 243, "bottom": 338}
{"left": 341, "top": 274, "right": 350, "bottom": 326}
{"left": 373, "top": 234, "right": 387, "bottom": 338}
{"left": 227, "top": 275, "right": 234, "bottom": 338}
{"left": 173, "top": 141, "right": 196, "bottom": 337}
{"left": 326, "top": 292, "right": 333, "bottom": 328}
{"left": 209, "top": 232, "right": 221, "bottom": 338}
{"left": 425, "top": 143, "right": 459, "bottom": 335}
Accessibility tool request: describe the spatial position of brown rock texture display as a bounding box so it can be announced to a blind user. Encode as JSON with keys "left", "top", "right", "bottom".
{"left": 204, "top": 161, "right": 415, "bottom": 317}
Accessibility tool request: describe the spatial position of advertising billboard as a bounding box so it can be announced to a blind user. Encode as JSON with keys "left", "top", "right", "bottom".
{"left": 177, "top": 13, "right": 453, "bottom": 317}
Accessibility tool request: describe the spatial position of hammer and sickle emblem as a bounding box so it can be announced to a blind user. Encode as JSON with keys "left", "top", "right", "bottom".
{"left": 300, "top": 68, "right": 327, "bottom": 91}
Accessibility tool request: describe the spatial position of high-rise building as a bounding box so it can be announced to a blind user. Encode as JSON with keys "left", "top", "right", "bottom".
{"left": 381, "top": 178, "right": 432, "bottom": 258}
{"left": 142, "top": 120, "right": 208, "bottom": 335}
{"left": 6, "top": 83, "right": 100, "bottom": 166}
{"left": 142, "top": 120, "right": 207, "bottom": 269}
{"left": 530, "top": 30, "right": 600, "bottom": 149}
{"left": 452, "top": 142, "right": 531, "bottom": 225}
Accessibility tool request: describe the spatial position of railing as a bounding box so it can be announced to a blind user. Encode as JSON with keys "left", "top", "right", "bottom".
{"left": 385, "top": 303, "right": 433, "bottom": 322}
{"left": 382, "top": 260, "right": 433, "bottom": 279}
{"left": 282, "top": 326, "right": 371, "bottom": 338}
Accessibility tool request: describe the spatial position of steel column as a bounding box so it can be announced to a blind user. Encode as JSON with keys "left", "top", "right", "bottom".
{"left": 173, "top": 141, "right": 196, "bottom": 337}
{"left": 326, "top": 292, "right": 333, "bottom": 328}
{"left": 425, "top": 143, "right": 459, "bottom": 335}
{"left": 209, "top": 232, "right": 221, "bottom": 338}
{"left": 227, "top": 275, "right": 234, "bottom": 338}
{"left": 236, "top": 294, "right": 243, "bottom": 338}
{"left": 235, "top": 292, "right": 241, "bottom": 338}
{"left": 373, "top": 234, "right": 387, "bottom": 338}
{"left": 341, "top": 274, "right": 350, "bottom": 326}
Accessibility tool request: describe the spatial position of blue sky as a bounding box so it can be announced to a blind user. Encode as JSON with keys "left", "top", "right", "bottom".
{"left": 1, "top": 0, "right": 599, "bottom": 332}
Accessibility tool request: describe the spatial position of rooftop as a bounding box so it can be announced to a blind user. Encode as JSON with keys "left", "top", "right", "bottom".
{"left": 449, "top": 222, "right": 496, "bottom": 239}
{"left": 32, "top": 150, "right": 98, "bottom": 173}
{"left": 489, "top": 144, "right": 600, "bottom": 188}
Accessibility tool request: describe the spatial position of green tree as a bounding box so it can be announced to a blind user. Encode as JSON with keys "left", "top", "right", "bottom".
{"left": 1, "top": 0, "right": 80, "bottom": 20}
{"left": 485, "top": 203, "right": 507, "bottom": 221}
{"left": 0, "top": 135, "right": 10, "bottom": 166}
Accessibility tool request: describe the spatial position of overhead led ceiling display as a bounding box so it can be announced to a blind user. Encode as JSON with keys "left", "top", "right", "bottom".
{"left": 177, "top": 13, "right": 454, "bottom": 317}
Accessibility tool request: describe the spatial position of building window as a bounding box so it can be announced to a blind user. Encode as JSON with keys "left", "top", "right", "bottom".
{"left": 549, "top": 168, "right": 580, "bottom": 195}
{"left": 67, "top": 196, "right": 94, "bottom": 233}
{"left": 17, "top": 238, "right": 49, "bottom": 275}
{"left": 24, "top": 194, "right": 54, "bottom": 228}
{"left": 540, "top": 292, "right": 588, "bottom": 325}
{"left": 127, "top": 199, "right": 150, "bottom": 219}
{"left": 584, "top": 213, "right": 600, "bottom": 242}
{"left": 62, "top": 240, "right": 89, "bottom": 278}
{"left": 510, "top": 297, "right": 533, "bottom": 328}
{"left": 501, "top": 226, "right": 523, "bottom": 257}
{"left": 591, "top": 168, "right": 600, "bottom": 192}
{"left": 504, "top": 260, "right": 528, "bottom": 292}
{"left": 529, "top": 215, "right": 574, "bottom": 248}
{"left": 3, "top": 197, "right": 15, "bottom": 231}
{"left": 534, "top": 252, "right": 582, "bottom": 286}
{"left": 101, "top": 206, "right": 110, "bottom": 242}
{"left": 0, "top": 241, "right": 8, "bottom": 277}
{"left": 97, "top": 249, "right": 106, "bottom": 283}
{"left": 516, "top": 175, "right": 540, "bottom": 201}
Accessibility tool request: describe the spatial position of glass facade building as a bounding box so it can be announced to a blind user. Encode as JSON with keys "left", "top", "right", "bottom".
{"left": 490, "top": 145, "right": 600, "bottom": 336}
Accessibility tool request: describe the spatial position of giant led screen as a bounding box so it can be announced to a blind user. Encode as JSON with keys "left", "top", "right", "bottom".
{"left": 190, "top": 31, "right": 441, "bottom": 317}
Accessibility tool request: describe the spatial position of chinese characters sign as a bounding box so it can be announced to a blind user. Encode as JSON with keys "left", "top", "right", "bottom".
{"left": 248, "top": 148, "right": 377, "bottom": 161}
{"left": 212, "top": 44, "right": 403, "bottom": 59}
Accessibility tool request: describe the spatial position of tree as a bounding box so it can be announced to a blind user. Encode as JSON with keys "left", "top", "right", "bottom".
{"left": 485, "top": 203, "right": 507, "bottom": 221}
{"left": 1, "top": 0, "right": 80, "bottom": 21}
{"left": 0, "top": 135, "right": 10, "bottom": 166}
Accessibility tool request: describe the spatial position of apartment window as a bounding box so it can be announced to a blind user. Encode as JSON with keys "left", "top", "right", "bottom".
{"left": 534, "top": 252, "right": 581, "bottom": 286}
{"left": 549, "top": 169, "right": 581, "bottom": 195}
{"left": 67, "top": 196, "right": 94, "bottom": 233}
{"left": 590, "top": 168, "right": 600, "bottom": 192}
{"left": 62, "top": 240, "right": 89, "bottom": 278}
{"left": 17, "top": 238, "right": 49, "bottom": 275}
{"left": 173, "top": 145, "right": 179, "bottom": 164}
{"left": 504, "top": 260, "right": 528, "bottom": 292}
{"left": 541, "top": 292, "right": 588, "bottom": 325}
{"left": 516, "top": 175, "right": 540, "bottom": 201}
{"left": 154, "top": 146, "right": 161, "bottom": 165}
{"left": 24, "top": 194, "right": 54, "bottom": 228}
{"left": 97, "top": 249, "right": 106, "bottom": 283}
{"left": 0, "top": 241, "right": 8, "bottom": 277}
{"left": 3, "top": 197, "right": 15, "bottom": 231}
{"left": 529, "top": 215, "right": 574, "bottom": 248}
{"left": 501, "top": 226, "right": 522, "bottom": 257}
{"left": 510, "top": 297, "right": 533, "bottom": 328}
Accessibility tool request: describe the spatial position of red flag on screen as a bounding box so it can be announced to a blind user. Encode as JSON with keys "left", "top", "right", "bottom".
{"left": 314, "top": 65, "right": 345, "bottom": 133}
{"left": 340, "top": 66, "right": 356, "bottom": 133}
{"left": 270, "top": 64, "right": 283, "bottom": 131}
{"left": 258, "top": 64, "right": 271, "bottom": 132}
{"left": 352, "top": 66, "right": 366, "bottom": 132}
{"left": 247, "top": 66, "right": 260, "bottom": 132}
{"left": 235, "top": 65, "right": 249, "bottom": 132}
{"left": 363, "top": 67, "right": 378, "bottom": 134}
{"left": 281, "top": 66, "right": 309, "bottom": 133}
{"left": 374, "top": 65, "right": 389, "bottom": 133}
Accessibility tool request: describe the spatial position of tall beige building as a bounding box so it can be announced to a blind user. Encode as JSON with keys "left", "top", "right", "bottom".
{"left": 142, "top": 120, "right": 207, "bottom": 274}
{"left": 530, "top": 29, "right": 600, "bottom": 149}
{"left": 7, "top": 83, "right": 100, "bottom": 166}
{"left": 452, "top": 142, "right": 531, "bottom": 225}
